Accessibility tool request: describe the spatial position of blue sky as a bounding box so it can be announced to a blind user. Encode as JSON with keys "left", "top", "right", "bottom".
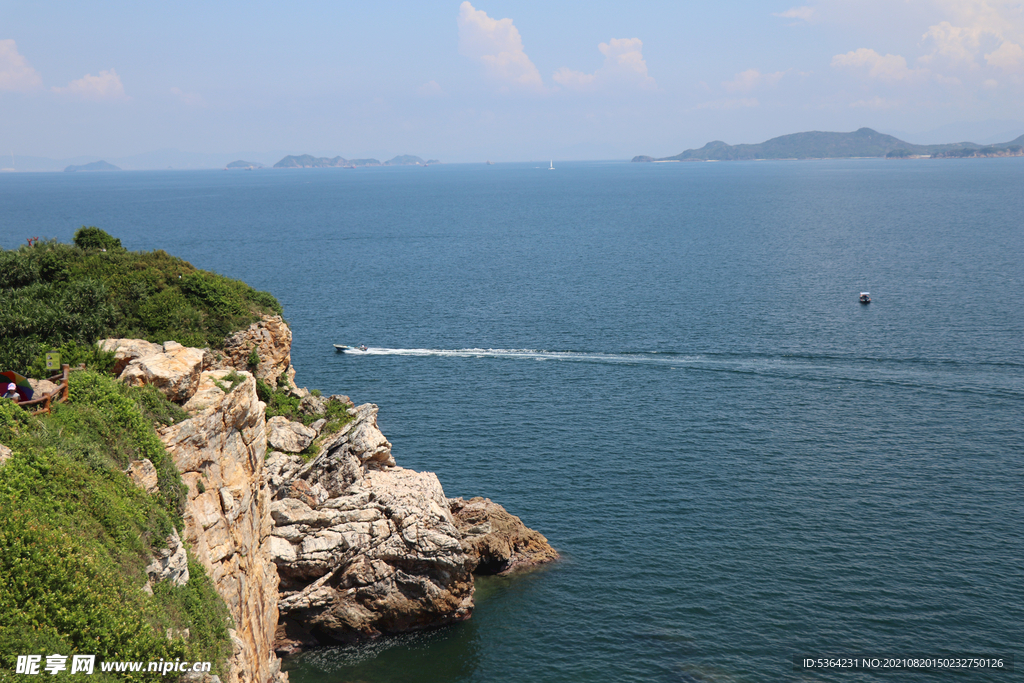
{"left": 2, "top": 1, "right": 1024, "bottom": 163}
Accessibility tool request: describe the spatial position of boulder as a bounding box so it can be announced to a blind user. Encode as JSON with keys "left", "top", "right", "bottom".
{"left": 269, "top": 404, "right": 473, "bottom": 648}
{"left": 448, "top": 497, "right": 559, "bottom": 574}
{"left": 298, "top": 394, "right": 326, "bottom": 416}
{"left": 119, "top": 341, "right": 205, "bottom": 403}
{"left": 267, "top": 417, "right": 317, "bottom": 454}
{"left": 127, "top": 458, "right": 160, "bottom": 495}
{"left": 28, "top": 378, "right": 59, "bottom": 398}
{"left": 146, "top": 527, "right": 190, "bottom": 587}
{"left": 0, "top": 444, "right": 11, "bottom": 468}
{"left": 222, "top": 315, "right": 294, "bottom": 388}
{"left": 97, "top": 338, "right": 165, "bottom": 375}
{"left": 314, "top": 403, "right": 394, "bottom": 467}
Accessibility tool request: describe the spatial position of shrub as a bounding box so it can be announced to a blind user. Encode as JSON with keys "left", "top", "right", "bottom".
{"left": 73, "top": 226, "right": 122, "bottom": 251}
{"left": 0, "top": 232, "right": 282, "bottom": 373}
{"left": 0, "top": 374, "right": 231, "bottom": 679}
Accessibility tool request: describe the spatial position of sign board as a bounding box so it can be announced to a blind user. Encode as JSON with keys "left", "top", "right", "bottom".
{"left": 45, "top": 352, "right": 61, "bottom": 371}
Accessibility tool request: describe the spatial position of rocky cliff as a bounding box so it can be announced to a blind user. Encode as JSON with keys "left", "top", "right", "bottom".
{"left": 99, "top": 316, "right": 557, "bottom": 680}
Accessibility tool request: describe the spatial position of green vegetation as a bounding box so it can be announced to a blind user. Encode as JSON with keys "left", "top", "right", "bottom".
{"left": 211, "top": 371, "right": 247, "bottom": 395}
{"left": 0, "top": 228, "right": 282, "bottom": 376}
{"left": 0, "top": 371, "right": 231, "bottom": 681}
{"left": 255, "top": 378, "right": 355, "bottom": 460}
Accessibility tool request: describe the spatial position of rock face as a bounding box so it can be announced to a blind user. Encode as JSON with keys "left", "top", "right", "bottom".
{"left": 0, "top": 444, "right": 11, "bottom": 468}
{"left": 158, "top": 373, "right": 284, "bottom": 683}
{"left": 265, "top": 405, "right": 473, "bottom": 651}
{"left": 266, "top": 417, "right": 316, "bottom": 454}
{"left": 449, "top": 497, "right": 559, "bottom": 574}
{"left": 146, "top": 527, "right": 190, "bottom": 588}
{"left": 119, "top": 341, "right": 205, "bottom": 403}
{"left": 127, "top": 458, "right": 160, "bottom": 495}
{"left": 222, "top": 316, "right": 294, "bottom": 388}
{"left": 97, "top": 338, "right": 165, "bottom": 375}
{"left": 183, "top": 369, "right": 238, "bottom": 413}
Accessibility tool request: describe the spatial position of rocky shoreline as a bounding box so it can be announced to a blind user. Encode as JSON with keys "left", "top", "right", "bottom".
{"left": 98, "top": 315, "right": 558, "bottom": 682}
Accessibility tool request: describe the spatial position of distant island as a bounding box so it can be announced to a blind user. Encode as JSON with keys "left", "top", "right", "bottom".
{"left": 64, "top": 160, "right": 121, "bottom": 172}
{"left": 226, "top": 160, "right": 264, "bottom": 169}
{"left": 273, "top": 154, "right": 438, "bottom": 168}
{"left": 633, "top": 128, "right": 1024, "bottom": 162}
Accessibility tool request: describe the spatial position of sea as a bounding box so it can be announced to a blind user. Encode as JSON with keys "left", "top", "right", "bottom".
{"left": 2, "top": 159, "right": 1022, "bottom": 682}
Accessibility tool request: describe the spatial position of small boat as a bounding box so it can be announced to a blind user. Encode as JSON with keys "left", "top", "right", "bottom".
{"left": 549, "top": 160, "right": 554, "bottom": 170}
{"left": 859, "top": 292, "right": 871, "bottom": 304}
{"left": 333, "top": 344, "right": 349, "bottom": 353}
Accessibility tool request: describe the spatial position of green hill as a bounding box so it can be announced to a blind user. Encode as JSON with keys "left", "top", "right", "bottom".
{"left": 633, "top": 127, "right": 1024, "bottom": 162}
{"left": 0, "top": 227, "right": 281, "bottom": 375}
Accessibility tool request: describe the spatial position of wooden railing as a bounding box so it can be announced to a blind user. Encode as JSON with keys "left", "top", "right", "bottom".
{"left": 16, "top": 364, "right": 71, "bottom": 416}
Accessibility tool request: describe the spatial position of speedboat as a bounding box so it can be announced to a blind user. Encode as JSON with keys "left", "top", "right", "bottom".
{"left": 333, "top": 344, "right": 349, "bottom": 353}
{"left": 859, "top": 292, "right": 871, "bottom": 304}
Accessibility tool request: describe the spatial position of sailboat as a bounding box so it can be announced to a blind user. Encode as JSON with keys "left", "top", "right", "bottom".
{"left": 549, "top": 160, "right": 554, "bottom": 170}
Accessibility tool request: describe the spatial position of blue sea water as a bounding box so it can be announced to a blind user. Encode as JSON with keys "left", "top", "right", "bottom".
{"left": 2, "top": 159, "right": 1022, "bottom": 682}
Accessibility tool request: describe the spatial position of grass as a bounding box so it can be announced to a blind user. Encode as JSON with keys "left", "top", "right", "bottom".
{"left": 0, "top": 228, "right": 282, "bottom": 376}
{"left": 0, "top": 372, "right": 231, "bottom": 681}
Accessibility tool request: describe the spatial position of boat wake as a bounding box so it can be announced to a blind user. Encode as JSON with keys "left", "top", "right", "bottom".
{"left": 336, "top": 347, "right": 1024, "bottom": 400}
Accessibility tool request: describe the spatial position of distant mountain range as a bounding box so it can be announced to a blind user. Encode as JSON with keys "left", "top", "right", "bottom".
{"left": 64, "top": 160, "right": 121, "bottom": 172}
{"left": 633, "top": 128, "right": 1024, "bottom": 162}
{"left": 273, "top": 154, "right": 439, "bottom": 168}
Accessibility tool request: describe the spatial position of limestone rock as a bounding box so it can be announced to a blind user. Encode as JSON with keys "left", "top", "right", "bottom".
{"left": 298, "top": 395, "right": 326, "bottom": 416}
{"left": 0, "top": 444, "right": 11, "bottom": 468}
{"left": 269, "top": 404, "right": 473, "bottom": 649}
{"left": 449, "top": 497, "right": 559, "bottom": 574}
{"left": 97, "top": 338, "right": 164, "bottom": 375}
{"left": 158, "top": 374, "right": 281, "bottom": 683}
{"left": 222, "top": 315, "right": 294, "bottom": 388}
{"left": 146, "top": 527, "right": 190, "bottom": 587}
{"left": 314, "top": 403, "right": 394, "bottom": 467}
{"left": 127, "top": 458, "right": 160, "bottom": 495}
{"left": 119, "top": 342, "right": 205, "bottom": 403}
{"left": 183, "top": 369, "right": 243, "bottom": 413}
{"left": 267, "top": 416, "right": 317, "bottom": 453}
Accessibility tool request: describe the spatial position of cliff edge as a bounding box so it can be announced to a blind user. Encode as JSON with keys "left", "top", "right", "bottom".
{"left": 96, "top": 316, "right": 557, "bottom": 679}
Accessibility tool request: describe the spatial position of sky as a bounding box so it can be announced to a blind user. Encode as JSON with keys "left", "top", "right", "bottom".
{"left": 2, "top": 0, "right": 1024, "bottom": 164}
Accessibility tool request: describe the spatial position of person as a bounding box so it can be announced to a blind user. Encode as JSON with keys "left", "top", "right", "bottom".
{"left": 3, "top": 383, "right": 20, "bottom": 401}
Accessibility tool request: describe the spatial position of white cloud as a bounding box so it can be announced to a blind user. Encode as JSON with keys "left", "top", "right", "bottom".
{"left": 984, "top": 39, "right": 1024, "bottom": 69}
{"left": 920, "top": 2, "right": 1024, "bottom": 70}
{"left": 773, "top": 6, "right": 815, "bottom": 21}
{"left": 417, "top": 80, "right": 445, "bottom": 97}
{"left": 52, "top": 69, "right": 127, "bottom": 100}
{"left": 170, "top": 87, "right": 204, "bottom": 106}
{"left": 921, "top": 21, "right": 983, "bottom": 65}
{"left": 553, "top": 37, "right": 657, "bottom": 91}
{"left": 722, "top": 68, "right": 785, "bottom": 92}
{"left": 457, "top": 2, "right": 543, "bottom": 91}
{"left": 0, "top": 39, "right": 43, "bottom": 92}
{"left": 831, "top": 48, "right": 926, "bottom": 81}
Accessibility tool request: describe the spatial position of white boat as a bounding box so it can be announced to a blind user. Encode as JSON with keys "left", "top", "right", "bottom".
{"left": 549, "top": 160, "right": 554, "bottom": 170}
{"left": 333, "top": 344, "right": 349, "bottom": 353}
{"left": 859, "top": 292, "right": 871, "bottom": 304}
